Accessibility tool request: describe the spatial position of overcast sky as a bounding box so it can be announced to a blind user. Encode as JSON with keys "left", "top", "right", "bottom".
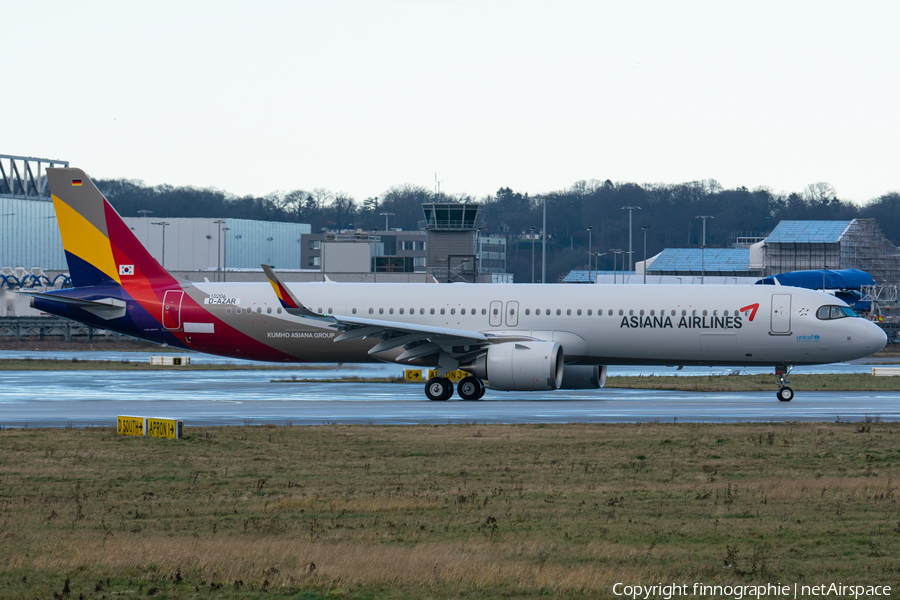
{"left": 8, "top": 1, "right": 899, "bottom": 204}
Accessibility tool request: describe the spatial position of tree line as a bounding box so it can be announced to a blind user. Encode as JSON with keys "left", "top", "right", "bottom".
{"left": 95, "top": 177, "right": 900, "bottom": 284}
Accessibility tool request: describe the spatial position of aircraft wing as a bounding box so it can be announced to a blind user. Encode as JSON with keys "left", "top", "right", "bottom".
{"left": 262, "top": 265, "right": 527, "bottom": 359}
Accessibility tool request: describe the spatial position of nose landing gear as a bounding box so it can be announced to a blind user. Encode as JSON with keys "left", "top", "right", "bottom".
{"left": 775, "top": 364, "right": 794, "bottom": 402}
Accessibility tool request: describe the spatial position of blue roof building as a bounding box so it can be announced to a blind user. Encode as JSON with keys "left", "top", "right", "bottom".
{"left": 567, "top": 218, "right": 900, "bottom": 285}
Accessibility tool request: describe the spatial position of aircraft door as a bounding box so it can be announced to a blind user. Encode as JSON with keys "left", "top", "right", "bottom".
{"left": 770, "top": 294, "right": 792, "bottom": 335}
{"left": 489, "top": 300, "right": 503, "bottom": 327}
{"left": 162, "top": 290, "right": 184, "bottom": 330}
{"left": 506, "top": 301, "right": 519, "bottom": 327}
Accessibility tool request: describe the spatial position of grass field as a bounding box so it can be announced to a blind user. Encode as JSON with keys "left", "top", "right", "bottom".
{"left": 1, "top": 423, "right": 899, "bottom": 599}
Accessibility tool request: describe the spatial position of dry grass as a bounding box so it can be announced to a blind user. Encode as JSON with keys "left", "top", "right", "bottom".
{"left": 1, "top": 422, "right": 899, "bottom": 598}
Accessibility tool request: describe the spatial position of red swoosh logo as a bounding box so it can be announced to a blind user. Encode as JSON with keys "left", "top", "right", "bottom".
{"left": 739, "top": 303, "right": 760, "bottom": 322}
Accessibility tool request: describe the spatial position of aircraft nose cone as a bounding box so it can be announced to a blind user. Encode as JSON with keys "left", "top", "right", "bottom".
{"left": 869, "top": 323, "right": 888, "bottom": 353}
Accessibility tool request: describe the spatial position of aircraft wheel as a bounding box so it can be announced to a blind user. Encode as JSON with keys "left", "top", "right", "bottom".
{"left": 425, "top": 377, "right": 453, "bottom": 401}
{"left": 475, "top": 379, "right": 487, "bottom": 399}
{"left": 458, "top": 376, "right": 484, "bottom": 400}
{"left": 777, "top": 386, "right": 794, "bottom": 402}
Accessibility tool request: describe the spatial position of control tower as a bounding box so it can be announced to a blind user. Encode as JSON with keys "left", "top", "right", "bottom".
{"left": 422, "top": 203, "right": 482, "bottom": 283}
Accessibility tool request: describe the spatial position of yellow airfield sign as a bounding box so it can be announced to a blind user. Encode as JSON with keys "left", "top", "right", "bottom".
{"left": 117, "top": 416, "right": 183, "bottom": 439}
{"left": 147, "top": 418, "right": 183, "bottom": 439}
{"left": 428, "top": 370, "right": 469, "bottom": 381}
{"left": 406, "top": 369, "right": 470, "bottom": 382}
{"left": 117, "top": 416, "right": 145, "bottom": 436}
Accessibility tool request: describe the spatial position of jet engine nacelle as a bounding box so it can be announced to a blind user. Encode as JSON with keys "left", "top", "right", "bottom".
{"left": 559, "top": 365, "right": 607, "bottom": 389}
{"left": 469, "top": 341, "right": 564, "bottom": 391}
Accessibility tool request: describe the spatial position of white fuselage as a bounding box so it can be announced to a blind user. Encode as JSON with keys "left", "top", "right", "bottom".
{"left": 174, "top": 282, "right": 887, "bottom": 366}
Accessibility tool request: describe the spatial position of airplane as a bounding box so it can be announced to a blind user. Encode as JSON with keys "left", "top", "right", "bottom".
{"left": 21, "top": 168, "right": 888, "bottom": 402}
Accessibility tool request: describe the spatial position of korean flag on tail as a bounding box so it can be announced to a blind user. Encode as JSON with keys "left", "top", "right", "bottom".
{"left": 119, "top": 264, "right": 135, "bottom": 276}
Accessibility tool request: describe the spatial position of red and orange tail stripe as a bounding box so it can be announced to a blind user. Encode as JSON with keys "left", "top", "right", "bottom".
{"left": 273, "top": 280, "right": 300, "bottom": 309}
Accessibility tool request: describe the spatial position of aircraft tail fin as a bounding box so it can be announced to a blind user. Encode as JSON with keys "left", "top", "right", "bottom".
{"left": 262, "top": 264, "right": 325, "bottom": 318}
{"left": 46, "top": 168, "right": 176, "bottom": 288}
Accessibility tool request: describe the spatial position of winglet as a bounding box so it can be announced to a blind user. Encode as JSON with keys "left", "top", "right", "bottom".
{"left": 261, "top": 264, "right": 326, "bottom": 318}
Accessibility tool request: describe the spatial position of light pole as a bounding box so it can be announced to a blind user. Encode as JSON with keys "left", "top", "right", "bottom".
{"left": 592, "top": 252, "right": 607, "bottom": 283}
{"left": 641, "top": 226, "right": 649, "bottom": 284}
{"left": 530, "top": 226, "right": 536, "bottom": 284}
{"left": 222, "top": 227, "right": 230, "bottom": 281}
{"left": 542, "top": 196, "right": 548, "bottom": 284}
{"left": 151, "top": 221, "right": 170, "bottom": 269}
{"left": 586, "top": 226, "right": 593, "bottom": 284}
{"left": 138, "top": 209, "right": 153, "bottom": 219}
{"left": 695, "top": 215, "right": 714, "bottom": 284}
{"left": 620, "top": 206, "right": 641, "bottom": 272}
{"left": 380, "top": 211, "right": 395, "bottom": 231}
{"left": 214, "top": 219, "right": 225, "bottom": 281}
{"left": 610, "top": 249, "right": 623, "bottom": 284}
{"left": 476, "top": 227, "right": 484, "bottom": 280}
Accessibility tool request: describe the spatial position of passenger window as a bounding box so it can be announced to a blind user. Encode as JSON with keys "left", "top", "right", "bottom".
{"left": 430, "top": 308, "right": 435, "bottom": 315}
{"left": 577, "top": 309, "right": 582, "bottom": 316}
{"left": 316, "top": 307, "right": 321, "bottom": 313}
{"left": 236, "top": 308, "right": 242, "bottom": 314}
{"left": 352, "top": 308, "right": 357, "bottom": 314}
{"left": 525, "top": 309, "right": 531, "bottom": 315}
{"left": 461, "top": 308, "right": 466, "bottom": 315}
{"left": 723, "top": 310, "right": 728, "bottom": 316}
{"left": 618, "top": 309, "right": 623, "bottom": 316}
{"left": 640, "top": 309, "right": 645, "bottom": 316}
{"left": 629, "top": 309, "right": 634, "bottom": 316}
{"left": 608, "top": 309, "right": 613, "bottom": 316}
{"left": 471, "top": 308, "right": 475, "bottom": 315}
{"left": 702, "top": 310, "right": 707, "bottom": 317}
{"left": 587, "top": 309, "right": 592, "bottom": 316}
{"left": 328, "top": 308, "right": 332, "bottom": 314}
{"left": 257, "top": 307, "right": 263, "bottom": 314}
{"left": 692, "top": 310, "right": 697, "bottom": 316}
{"left": 481, "top": 308, "right": 487, "bottom": 315}
{"left": 682, "top": 310, "right": 687, "bottom": 316}
{"left": 267, "top": 307, "right": 272, "bottom": 314}
{"left": 566, "top": 309, "right": 571, "bottom": 316}
{"left": 379, "top": 308, "right": 384, "bottom": 314}
{"left": 671, "top": 310, "right": 676, "bottom": 316}
{"left": 277, "top": 307, "right": 282, "bottom": 314}
{"left": 713, "top": 310, "right": 718, "bottom": 316}
{"left": 420, "top": 308, "right": 425, "bottom": 315}
{"left": 410, "top": 308, "right": 414, "bottom": 314}
{"left": 510, "top": 308, "right": 516, "bottom": 315}
{"left": 450, "top": 308, "right": 456, "bottom": 315}
{"left": 399, "top": 308, "right": 404, "bottom": 314}
{"left": 556, "top": 309, "right": 561, "bottom": 315}
{"left": 650, "top": 310, "right": 655, "bottom": 316}
{"left": 369, "top": 308, "right": 374, "bottom": 314}
{"left": 226, "top": 308, "right": 232, "bottom": 314}
{"left": 441, "top": 308, "right": 445, "bottom": 315}
{"left": 389, "top": 308, "right": 394, "bottom": 314}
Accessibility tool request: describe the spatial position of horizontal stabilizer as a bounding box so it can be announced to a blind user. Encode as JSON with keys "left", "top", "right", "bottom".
{"left": 20, "top": 291, "right": 127, "bottom": 319}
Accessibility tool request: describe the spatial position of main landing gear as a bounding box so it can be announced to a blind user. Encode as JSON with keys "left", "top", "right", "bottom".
{"left": 424, "top": 376, "right": 486, "bottom": 401}
{"left": 457, "top": 376, "right": 486, "bottom": 401}
{"left": 775, "top": 364, "right": 794, "bottom": 402}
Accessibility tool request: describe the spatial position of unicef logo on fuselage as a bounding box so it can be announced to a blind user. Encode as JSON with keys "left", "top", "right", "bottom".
{"left": 796, "top": 334, "right": 821, "bottom": 342}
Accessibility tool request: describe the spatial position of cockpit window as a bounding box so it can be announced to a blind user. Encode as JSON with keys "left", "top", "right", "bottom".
{"left": 817, "top": 305, "right": 860, "bottom": 320}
